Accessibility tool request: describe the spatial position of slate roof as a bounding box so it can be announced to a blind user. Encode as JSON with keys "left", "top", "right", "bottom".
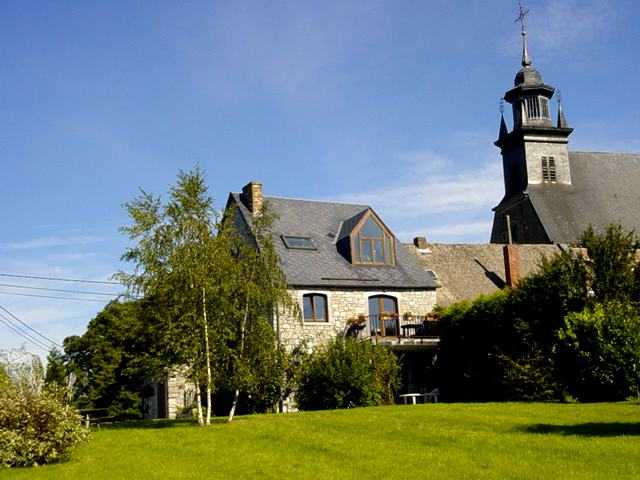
{"left": 411, "top": 243, "right": 560, "bottom": 307}
{"left": 229, "top": 194, "right": 439, "bottom": 289}
{"left": 528, "top": 151, "right": 640, "bottom": 243}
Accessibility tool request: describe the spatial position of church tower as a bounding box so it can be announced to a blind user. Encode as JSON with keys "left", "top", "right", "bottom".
{"left": 490, "top": 4, "right": 573, "bottom": 244}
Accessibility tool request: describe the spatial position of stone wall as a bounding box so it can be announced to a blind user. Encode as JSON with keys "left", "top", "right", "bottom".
{"left": 167, "top": 369, "right": 195, "bottom": 420}
{"left": 277, "top": 288, "right": 437, "bottom": 352}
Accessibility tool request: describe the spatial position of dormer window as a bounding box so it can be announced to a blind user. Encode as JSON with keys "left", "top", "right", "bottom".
{"left": 350, "top": 213, "right": 395, "bottom": 265}
{"left": 542, "top": 156, "right": 556, "bottom": 182}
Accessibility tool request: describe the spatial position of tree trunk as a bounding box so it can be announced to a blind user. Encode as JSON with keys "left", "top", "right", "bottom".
{"left": 195, "top": 378, "right": 204, "bottom": 426}
{"left": 227, "top": 304, "right": 249, "bottom": 423}
{"left": 203, "top": 287, "right": 213, "bottom": 426}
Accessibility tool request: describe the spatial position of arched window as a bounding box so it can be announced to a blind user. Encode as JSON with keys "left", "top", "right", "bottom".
{"left": 351, "top": 213, "right": 395, "bottom": 265}
{"left": 524, "top": 96, "right": 550, "bottom": 120}
{"left": 368, "top": 295, "right": 399, "bottom": 337}
{"left": 303, "top": 294, "right": 328, "bottom": 322}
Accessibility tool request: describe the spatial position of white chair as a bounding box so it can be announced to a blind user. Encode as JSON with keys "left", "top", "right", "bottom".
{"left": 423, "top": 388, "right": 440, "bottom": 403}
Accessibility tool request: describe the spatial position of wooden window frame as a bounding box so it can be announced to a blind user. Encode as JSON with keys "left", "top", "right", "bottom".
{"left": 368, "top": 295, "right": 399, "bottom": 337}
{"left": 350, "top": 211, "right": 396, "bottom": 266}
{"left": 302, "top": 293, "right": 328, "bottom": 322}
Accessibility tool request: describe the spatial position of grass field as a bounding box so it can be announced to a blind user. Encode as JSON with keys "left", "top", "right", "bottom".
{"left": 2, "top": 402, "right": 640, "bottom": 479}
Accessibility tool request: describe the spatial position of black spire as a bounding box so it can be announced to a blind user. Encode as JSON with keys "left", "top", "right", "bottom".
{"left": 515, "top": 1, "right": 532, "bottom": 67}
{"left": 556, "top": 90, "right": 569, "bottom": 128}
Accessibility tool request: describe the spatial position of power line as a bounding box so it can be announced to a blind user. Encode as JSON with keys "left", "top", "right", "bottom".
{"left": 0, "top": 305, "right": 62, "bottom": 349}
{"left": 0, "top": 272, "right": 121, "bottom": 285}
{"left": 0, "top": 291, "right": 111, "bottom": 303}
{"left": 0, "top": 311, "right": 52, "bottom": 353}
{"left": 0, "top": 282, "right": 122, "bottom": 297}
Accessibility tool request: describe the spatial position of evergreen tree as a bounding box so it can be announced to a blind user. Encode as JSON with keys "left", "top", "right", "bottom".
{"left": 44, "top": 348, "right": 67, "bottom": 387}
{"left": 63, "top": 300, "right": 151, "bottom": 418}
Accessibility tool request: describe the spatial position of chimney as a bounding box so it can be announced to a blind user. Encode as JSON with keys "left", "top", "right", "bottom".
{"left": 240, "top": 181, "right": 263, "bottom": 216}
{"left": 413, "top": 236, "right": 428, "bottom": 249}
{"left": 503, "top": 244, "right": 520, "bottom": 288}
{"left": 413, "top": 236, "right": 431, "bottom": 255}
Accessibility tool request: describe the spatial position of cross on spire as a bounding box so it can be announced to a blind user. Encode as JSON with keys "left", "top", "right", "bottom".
{"left": 515, "top": 1, "right": 532, "bottom": 67}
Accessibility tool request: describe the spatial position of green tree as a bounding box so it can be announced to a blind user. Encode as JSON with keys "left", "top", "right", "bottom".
{"left": 63, "top": 300, "right": 152, "bottom": 419}
{"left": 437, "top": 224, "right": 639, "bottom": 402}
{"left": 557, "top": 300, "right": 640, "bottom": 401}
{"left": 44, "top": 348, "right": 67, "bottom": 387}
{"left": 580, "top": 224, "right": 640, "bottom": 302}
{"left": 296, "top": 338, "right": 400, "bottom": 410}
{"left": 221, "top": 207, "right": 293, "bottom": 422}
{"left": 118, "top": 168, "right": 292, "bottom": 424}
{"left": 119, "top": 167, "right": 222, "bottom": 425}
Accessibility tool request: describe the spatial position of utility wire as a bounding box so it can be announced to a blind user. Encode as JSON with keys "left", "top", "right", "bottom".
{"left": 0, "top": 311, "right": 52, "bottom": 353}
{"left": 0, "top": 272, "right": 121, "bottom": 285}
{"left": 0, "top": 291, "right": 111, "bottom": 303}
{"left": 0, "top": 282, "right": 122, "bottom": 297}
{"left": 0, "top": 304, "right": 62, "bottom": 349}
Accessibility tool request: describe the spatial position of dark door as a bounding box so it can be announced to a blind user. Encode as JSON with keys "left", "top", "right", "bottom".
{"left": 157, "top": 382, "right": 167, "bottom": 419}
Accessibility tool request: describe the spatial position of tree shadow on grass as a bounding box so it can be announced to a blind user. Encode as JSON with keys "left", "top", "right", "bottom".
{"left": 520, "top": 423, "right": 640, "bottom": 437}
{"left": 99, "top": 416, "right": 244, "bottom": 430}
{"left": 99, "top": 419, "right": 195, "bottom": 429}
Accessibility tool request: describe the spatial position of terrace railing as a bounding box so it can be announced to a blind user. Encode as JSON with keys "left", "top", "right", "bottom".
{"left": 348, "top": 314, "right": 440, "bottom": 345}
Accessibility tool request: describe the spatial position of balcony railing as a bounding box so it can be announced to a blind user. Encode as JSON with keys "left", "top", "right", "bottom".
{"left": 347, "top": 314, "right": 440, "bottom": 345}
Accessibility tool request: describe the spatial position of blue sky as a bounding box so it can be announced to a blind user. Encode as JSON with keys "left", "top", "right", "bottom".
{"left": 1, "top": 0, "right": 639, "bottom": 354}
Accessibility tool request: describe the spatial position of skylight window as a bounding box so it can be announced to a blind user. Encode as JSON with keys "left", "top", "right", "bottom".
{"left": 282, "top": 236, "right": 316, "bottom": 250}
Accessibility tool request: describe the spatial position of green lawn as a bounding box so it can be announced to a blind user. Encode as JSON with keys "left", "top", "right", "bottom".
{"left": 2, "top": 402, "right": 640, "bottom": 479}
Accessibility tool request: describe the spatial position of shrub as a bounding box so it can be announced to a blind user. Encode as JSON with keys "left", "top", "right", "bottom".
{"left": 295, "top": 338, "right": 400, "bottom": 410}
{"left": 0, "top": 365, "right": 9, "bottom": 392}
{"left": 556, "top": 301, "right": 640, "bottom": 401}
{"left": 0, "top": 385, "right": 88, "bottom": 468}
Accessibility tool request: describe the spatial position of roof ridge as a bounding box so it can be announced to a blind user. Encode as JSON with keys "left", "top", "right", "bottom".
{"left": 571, "top": 150, "right": 640, "bottom": 156}
{"left": 263, "top": 195, "right": 370, "bottom": 208}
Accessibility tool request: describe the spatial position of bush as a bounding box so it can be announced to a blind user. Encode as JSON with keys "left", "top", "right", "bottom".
{"left": 0, "top": 385, "right": 88, "bottom": 468}
{"left": 556, "top": 300, "right": 640, "bottom": 402}
{"left": 0, "top": 365, "right": 9, "bottom": 391}
{"left": 295, "top": 338, "right": 400, "bottom": 410}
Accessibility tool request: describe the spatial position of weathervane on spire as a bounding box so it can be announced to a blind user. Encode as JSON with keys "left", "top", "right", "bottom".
{"left": 515, "top": 1, "right": 532, "bottom": 67}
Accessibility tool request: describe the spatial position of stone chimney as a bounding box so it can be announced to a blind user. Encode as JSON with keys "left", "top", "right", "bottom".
{"left": 503, "top": 244, "right": 520, "bottom": 287}
{"left": 413, "top": 236, "right": 431, "bottom": 255}
{"left": 240, "top": 181, "right": 263, "bottom": 216}
{"left": 413, "top": 237, "right": 428, "bottom": 249}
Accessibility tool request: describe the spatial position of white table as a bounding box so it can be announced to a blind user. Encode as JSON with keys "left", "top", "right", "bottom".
{"left": 399, "top": 393, "right": 423, "bottom": 405}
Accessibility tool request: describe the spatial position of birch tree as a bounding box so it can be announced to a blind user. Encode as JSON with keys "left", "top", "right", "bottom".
{"left": 222, "top": 207, "right": 293, "bottom": 422}
{"left": 118, "top": 168, "right": 221, "bottom": 426}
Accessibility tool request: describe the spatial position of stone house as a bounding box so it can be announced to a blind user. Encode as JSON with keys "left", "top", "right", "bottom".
{"left": 226, "top": 182, "right": 441, "bottom": 396}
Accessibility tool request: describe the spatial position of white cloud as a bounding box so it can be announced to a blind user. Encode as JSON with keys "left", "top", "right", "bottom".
{"left": 535, "top": 0, "right": 615, "bottom": 50}
{"left": 396, "top": 220, "right": 493, "bottom": 243}
{"left": 2, "top": 235, "right": 104, "bottom": 251}
{"left": 502, "top": 0, "right": 617, "bottom": 58}
{"left": 334, "top": 151, "right": 502, "bottom": 219}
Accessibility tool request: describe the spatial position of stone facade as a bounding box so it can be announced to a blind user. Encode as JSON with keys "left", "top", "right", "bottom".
{"left": 277, "top": 288, "right": 437, "bottom": 352}
{"left": 167, "top": 369, "right": 195, "bottom": 420}
{"left": 144, "top": 369, "right": 196, "bottom": 420}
